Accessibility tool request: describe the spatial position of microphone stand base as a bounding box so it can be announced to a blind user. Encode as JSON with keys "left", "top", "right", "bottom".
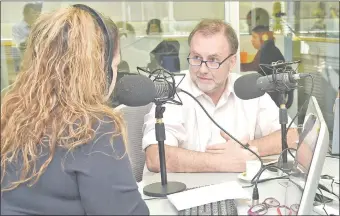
{"left": 143, "top": 181, "right": 186, "bottom": 197}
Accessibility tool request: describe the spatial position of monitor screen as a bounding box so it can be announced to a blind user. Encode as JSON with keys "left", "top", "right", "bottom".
{"left": 295, "top": 113, "right": 320, "bottom": 174}
{"left": 283, "top": 97, "right": 329, "bottom": 215}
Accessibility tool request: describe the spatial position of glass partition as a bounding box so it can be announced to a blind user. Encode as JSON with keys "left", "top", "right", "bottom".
{"left": 1, "top": 1, "right": 339, "bottom": 138}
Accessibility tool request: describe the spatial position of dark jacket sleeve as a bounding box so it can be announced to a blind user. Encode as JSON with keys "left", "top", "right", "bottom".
{"left": 258, "top": 40, "right": 285, "bottom": 76}
{"left": 65, "top": 119, "right": 149, "bottom": 215}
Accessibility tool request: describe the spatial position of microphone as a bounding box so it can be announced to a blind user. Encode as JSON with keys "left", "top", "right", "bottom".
{"left": 256, "top": 72, "right": 308, "bottom": 92}
{"left": 116, "top": 73, "right": 186, "bottom": 197}
{"left": 115, "top": 75, "right": 156, "bottom": 107}
{"left": 154, "top": 80, "right": 176, "bottom": 100}
{"left": 115, "top": 75, "right": 178, "bottom": 107}
{"left": 234, "top": 72, "right": 309, "bottom": 100}
{"left": 136, "top": 66, "right": 184, "bottom": 105}
{"left": 234, "top": 73, "right": 265, "bottom": 100}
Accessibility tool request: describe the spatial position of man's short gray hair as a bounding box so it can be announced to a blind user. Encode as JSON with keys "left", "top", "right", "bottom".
{"left": 188, "top": 19, "right": 239, "bottom": 55}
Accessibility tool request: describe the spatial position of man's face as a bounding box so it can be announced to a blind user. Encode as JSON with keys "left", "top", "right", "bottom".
{"left": 188, "top": 32, "right": 236, "bottom": 94}
{"left": 251, "top": 32, "right": 261, "bottom": 50}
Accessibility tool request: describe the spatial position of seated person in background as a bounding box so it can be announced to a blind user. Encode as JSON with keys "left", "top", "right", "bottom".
{"left": 1, "top": 6, "right": 148, "bottom": 215}
{"left": 142, "top": 19, "right": 298, "bottom": 173}
{"left": 12, "top": 3, "right": 42, "bottom": 54}
{"left": 241, "top": 25, "right": 283, "bottom": 74}
{"left": 242, "top": 25, "right": 294, "bottom": 108}
{"left": 146, "top": 19, "right": 163, "bottom": 35}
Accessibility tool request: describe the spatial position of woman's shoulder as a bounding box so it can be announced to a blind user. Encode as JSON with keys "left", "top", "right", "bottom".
{"left": 92, "top": 115, "right": 120, "bottom": 134}
{"left": 71, "top": 116, "right": 126, "bottom": 160}
{"left": 63, "top": 116, "right": 127, "bottom": 173}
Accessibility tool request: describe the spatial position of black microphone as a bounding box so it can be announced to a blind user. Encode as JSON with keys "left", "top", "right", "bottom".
{"left": 115, "top": 75, "right": 178, "bottom": 107}
{"left": 234, "top": 73, "right": 265, "bottom": 100}
{"left": 234, "top": 72, "right": 310, "bottom": 100}
{"left": 256, "top": 72, "right": 308, "bottom": 92}
{"left": 115, "top": 75, "right": 156, "bottom": 107}
{"left": 154, "top": 80, "right": 176, "bottom": 99}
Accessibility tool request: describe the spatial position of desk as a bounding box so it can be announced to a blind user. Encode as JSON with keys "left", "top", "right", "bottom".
{"left": 142, "top": 157, "right": 339, "bottom": 215}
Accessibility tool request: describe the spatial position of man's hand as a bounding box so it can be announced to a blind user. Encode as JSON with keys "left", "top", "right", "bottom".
{"left": 206, "top": 131, "right": 253, "bottom": 153}
{"left": 205, "top": 131, "right": 259, "bottom": 172}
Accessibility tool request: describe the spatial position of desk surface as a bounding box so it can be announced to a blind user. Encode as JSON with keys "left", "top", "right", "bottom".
{"left": 141, "top": 157, "right": 339, "bottom": 215}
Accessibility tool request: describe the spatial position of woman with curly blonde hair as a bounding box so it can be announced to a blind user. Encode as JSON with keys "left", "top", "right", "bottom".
{"left": 1, "top": 5, "right": 149, "bottom": 215}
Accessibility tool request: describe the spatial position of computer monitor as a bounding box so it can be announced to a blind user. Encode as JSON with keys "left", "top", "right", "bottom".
{"left": 284, "top": 96, "right": 330, "bottom": 215}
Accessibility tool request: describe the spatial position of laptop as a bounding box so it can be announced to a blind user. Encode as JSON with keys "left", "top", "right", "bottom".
{"left": 284, "top": 96, "right": 330, "bottom": 215}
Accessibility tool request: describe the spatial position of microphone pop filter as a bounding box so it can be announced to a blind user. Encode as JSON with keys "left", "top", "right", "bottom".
{"left": 116, "top": 75, "right": 156, "bottom": 107}
{"left": 234, "top": 73, "right": 265, "bottom": 100}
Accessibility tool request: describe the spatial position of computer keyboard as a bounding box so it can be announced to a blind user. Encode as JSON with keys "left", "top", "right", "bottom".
{"left": 178, "top": 199, "right": 238, "bottom": 215}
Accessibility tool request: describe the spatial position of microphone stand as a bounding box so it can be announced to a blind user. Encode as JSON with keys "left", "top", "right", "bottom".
{"left": 143, "top": 102, "right": 186, "bottom": 197}
{"left": 278, "top": 92, "right": 294, "bottom": 171}
{"left": 258, "top": 61, "right": 301, "bottom": 173}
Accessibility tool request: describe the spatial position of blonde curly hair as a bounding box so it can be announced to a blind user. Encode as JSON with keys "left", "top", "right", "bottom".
{"left": 1, "top": 6, "right": 126, "bottom": 192}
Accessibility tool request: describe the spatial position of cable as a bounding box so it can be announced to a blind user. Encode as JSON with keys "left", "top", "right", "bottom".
{"left": 317, "top": 188, "right": 329, "bottom": 216}
{"left": 250, "top": 165, "right": 292, "bottom": 206}
{"left": 286, "top": 74, "right": 314, "bottom": 137}
{"left": 326, "top": 155, "right": 340, "bottom": 159}
{"left": 319, "top": 176, "right": 340, "bottom": 200}
{"left": 277, "top": 147, "right": 297, "bottom": 166}
{"left": 286, "top": 74, "right": 314, "bottom": 158}
{"left": 242, "top": 175, "right": 289, "bottom": 188}
{"left": 179, "top": 89, "right": 264, "bottom": 179}
{"left": 330, "top": 182, "right": 339, "bottom": 200}
{"left": 253, "top": 165, "right": 291, "bottom": 187}
{"left": 180, "top": 86, "right": 297, "bottom": 184}
{"left": 288, "top": 146, "right": 296, "bottom": 158}
{"left": 286, "top": 74, "right": 314, "bottom": 134}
